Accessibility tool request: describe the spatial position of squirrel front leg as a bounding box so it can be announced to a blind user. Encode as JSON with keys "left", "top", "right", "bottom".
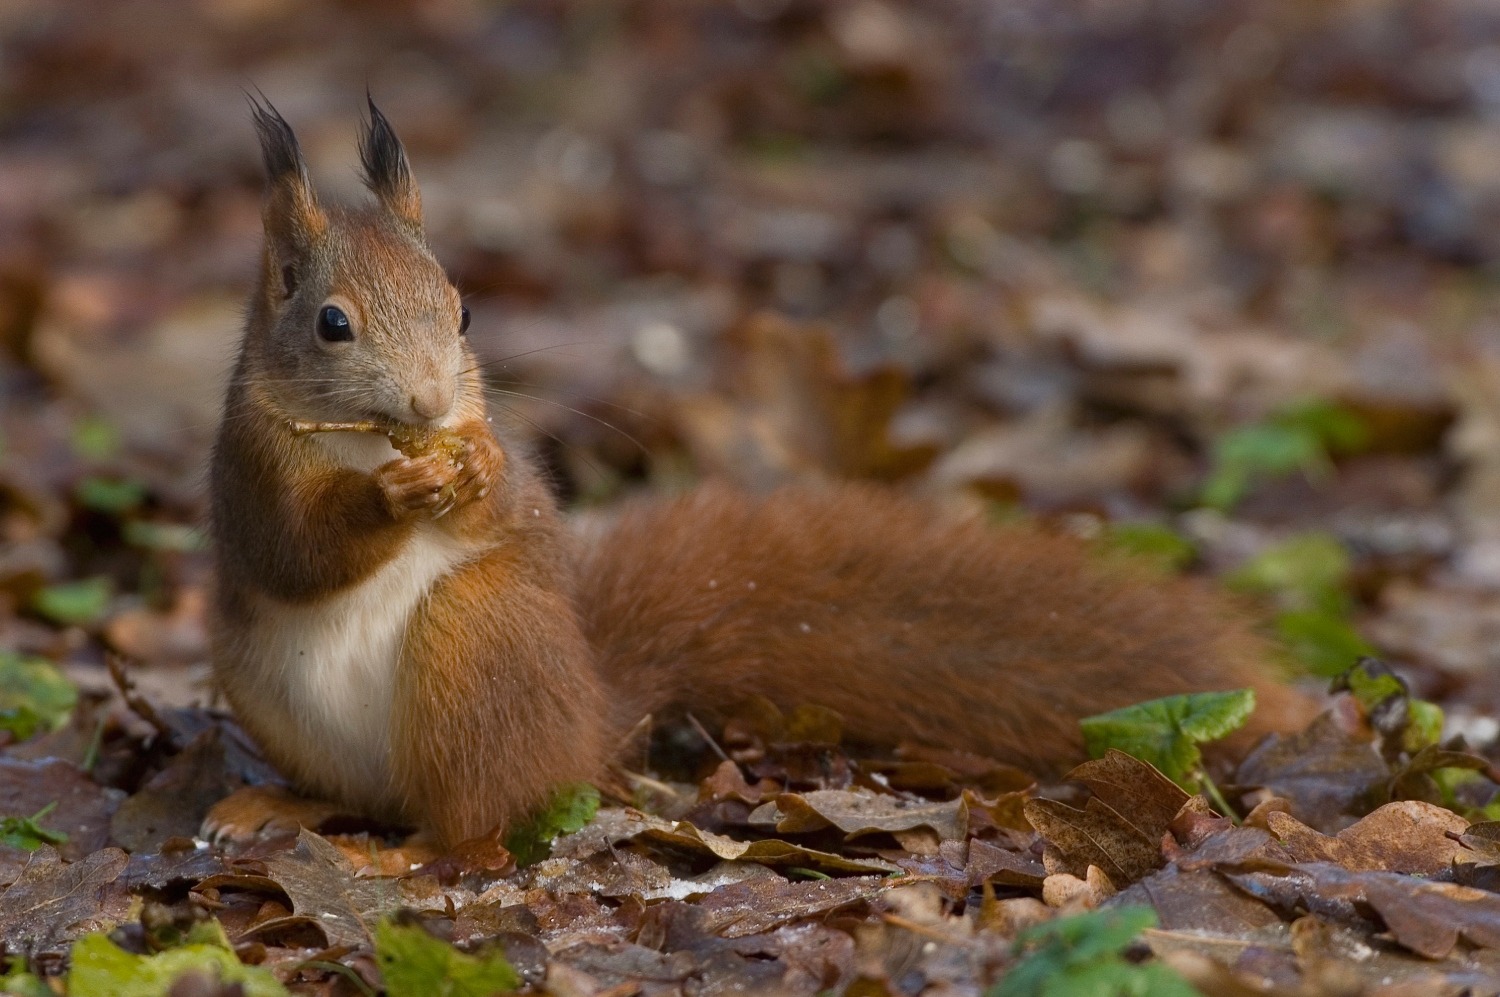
{"left": 390, "top": 549, "right": 611, "bottom": 847}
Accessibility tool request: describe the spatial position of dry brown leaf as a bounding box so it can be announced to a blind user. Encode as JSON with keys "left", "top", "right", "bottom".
{"left": 1024, "top": 751, "right": 1196, "bottom": 886}
{"left": 1265, "top": 800, "right": 1467, "bottom": 874}
{"left": 1235, "top": 713, "right": 1392, "bottom": 832}
{"left": 753, "top": 789, "right": 967, "bottom": 841}
{"left": 0, "top": 846, "right": 130, "bottom": 955}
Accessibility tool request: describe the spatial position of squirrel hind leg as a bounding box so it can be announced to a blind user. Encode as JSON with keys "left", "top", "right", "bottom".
{"left": 201, "top": 785, "right": 347, "bottom": 846}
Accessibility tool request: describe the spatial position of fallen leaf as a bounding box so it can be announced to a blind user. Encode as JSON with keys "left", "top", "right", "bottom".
{"left": 0, "top": 846, "right": 130, "bottom": 955}
{"left": 1264, "top": 801, "right": 1467, "bottom": 874}
{"left": 256, "top": 829, "right": 406, "bottom": 949}
{"left": 1234, "top": 713, "right": 1391, "bottom": 832}
{"left": 751, "top": 789, "right": 967, "bottom": 840}
{"left": 0, "top": 757, "right": 122, "bottom": 861}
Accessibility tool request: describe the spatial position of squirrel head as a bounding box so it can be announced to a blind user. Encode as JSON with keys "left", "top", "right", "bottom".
{"left": 246, "top": 96, "right": 473, "bottom": 427}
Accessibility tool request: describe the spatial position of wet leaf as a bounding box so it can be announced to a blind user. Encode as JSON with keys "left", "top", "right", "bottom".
{"left": 1235, "top": 713, "right": 1391, "bottom": 832}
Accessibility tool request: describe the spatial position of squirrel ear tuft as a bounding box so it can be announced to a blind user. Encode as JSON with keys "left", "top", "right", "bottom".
{"left": 248, "top": 93, "right": 326, "bottom": 264}
{"left": 359, "top": 96, "right": 422, "bottom": 229}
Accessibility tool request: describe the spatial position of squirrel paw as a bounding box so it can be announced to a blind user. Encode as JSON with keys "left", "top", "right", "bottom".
{"left": 374, "top": 452, "right": 461, "bottom": 518}
{"left": 435, "top": 427, "right": 504, "bottom": 518}
{"left": 200, "top": 785, "right": 342, "bottom": 846}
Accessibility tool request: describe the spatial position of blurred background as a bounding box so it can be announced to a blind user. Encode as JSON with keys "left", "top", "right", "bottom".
{"left": 6, "top": 0, "right": 1500, "bottom": 734}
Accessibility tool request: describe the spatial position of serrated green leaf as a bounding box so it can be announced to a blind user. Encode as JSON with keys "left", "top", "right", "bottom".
{"left": 375, "top": 918, "right": 520, "bottom": 997}
{"left": 504, "top": 782, "right": 599, "bottom": 867}
{"left": 67, "top": 929, "right": 288, "bottom": 997}
{"left": 29, "top": 577, "right": 112, "bottom": 627}
{"left": 75, "top": 476, "right": 146, "bottom": 515}
{"left": 0, "top": 652, "right": 76, "bottom": 735}
{"left": 992, "top": 907, "right": 1201, "bottom": 997}
{"left": 1080, "top": 690, "right": 1255, "bottom": 789}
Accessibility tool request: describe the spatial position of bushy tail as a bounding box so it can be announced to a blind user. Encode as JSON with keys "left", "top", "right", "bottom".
{"left": 575, "top": 484, "right": 1317, "bottom": 771}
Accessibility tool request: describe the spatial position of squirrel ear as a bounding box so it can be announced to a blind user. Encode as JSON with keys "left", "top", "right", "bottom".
{"left": 359, "top": 96, "right": 422, "bottom": 230}
{"left": 249, "top": 95, "right": 327, "bottom": 266}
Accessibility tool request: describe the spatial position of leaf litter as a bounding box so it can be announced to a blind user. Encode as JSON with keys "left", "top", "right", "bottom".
{"left": 8, "top": 0, "right": 1500, "bottom": 993}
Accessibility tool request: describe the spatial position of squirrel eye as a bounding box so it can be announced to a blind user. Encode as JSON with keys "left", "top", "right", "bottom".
{"left": 316, "top": 305, "right": 353, "bottom": 343}
{"left": 459, "top": 305, "right": 471, "bottom": 336}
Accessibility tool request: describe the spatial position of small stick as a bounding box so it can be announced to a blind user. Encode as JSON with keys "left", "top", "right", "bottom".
{"left": 287, "top": 419, "right": 390, "bottom": 436}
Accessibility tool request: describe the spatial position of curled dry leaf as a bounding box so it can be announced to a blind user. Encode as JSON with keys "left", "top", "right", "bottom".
{"left": 1264, "top": 800, "right": 1468, "bottom": 874}
{"left": 749, "top": 788, "right": 968, "bottom": 841}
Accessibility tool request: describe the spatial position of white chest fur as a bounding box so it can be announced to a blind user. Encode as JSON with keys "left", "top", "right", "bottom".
{"left": 235, "top": 428, "right": 466, "bottom": 813}
{"left": 243, "top": 522, "right": 466, "bottom": 812}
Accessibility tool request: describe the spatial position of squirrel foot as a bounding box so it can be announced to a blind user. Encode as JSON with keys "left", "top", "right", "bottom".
{"left": 200, "top": 785, "right": 345, "bottom": 845}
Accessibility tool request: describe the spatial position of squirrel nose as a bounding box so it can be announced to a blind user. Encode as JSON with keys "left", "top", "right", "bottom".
{"left": 409, "top": 384, "right": 454, "bottom": 422}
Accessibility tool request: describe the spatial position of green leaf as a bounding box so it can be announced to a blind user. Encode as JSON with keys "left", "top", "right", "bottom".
{"left": 123, "top": 522, "right": 208, "bottom": 552}
{"left": 1199, "top": 400, "right": 1368, "bottom": 511}
{"left": 1227, "top": 533, "right": 1374, "bottom": 676}
{"left": 1101, "top": 523, "right": 1196, "bottom": 573}
{"left": 29, "top": 577, "right": 112, "bottom": 627}
{"left": 1339, "top": 659, "right": 1406, "bottom": 714}
{"left": 1277, "top": 399, "right": 1370, "bottom": 454}
{"left": 1228, "top": 534, "right": 1352, "bottom": 612}
{"left": 75, "top": 476, "right": 146, "bottom": 515}
{"left": 67, "top": 927, "right": 288, "bottom": 997}
{"left": 504, "top": 782, "right": 600, "bottom": 867}
{"left": 0, "top": 652, "right": 77, "bottom": 735}
{"left": 0, "top": 958, "right": 51, "bottom": 997}
{"left": 1273, "top": 610, "right": 1375, "bottom": 677}
{"left": 0, "top": 804, "right": 67, "bottom": 851}
{"left": 991, "top": 907, "right": 1201, "bottom": 997}
{"left": 70, "top": 416, "right": 121, "bottom": 461}
{"left": 1405, "top": 699, "right": 1445, "bottom": 753}
{"left": 375, "top": 918, "right": 520, "bottom": 997}
{"left": 1080, "top": 690, "right": 1256, "bottom": 790}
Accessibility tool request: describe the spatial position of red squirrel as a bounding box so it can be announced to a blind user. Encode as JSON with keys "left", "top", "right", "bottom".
{"left": 206, "top": 99, "right": 1314, "bottom": 848}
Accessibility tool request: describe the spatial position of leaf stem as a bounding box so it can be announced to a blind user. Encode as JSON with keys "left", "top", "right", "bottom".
{"left": 1197, "top": 772, "right": 1239, "bottom": 822}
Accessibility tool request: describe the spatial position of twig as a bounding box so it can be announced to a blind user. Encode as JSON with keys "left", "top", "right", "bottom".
{"left": 105, "top": 652, "right": 176, "bottom": 743}
{"left": 685, "top": 712, "right": 732, "bottom": 764}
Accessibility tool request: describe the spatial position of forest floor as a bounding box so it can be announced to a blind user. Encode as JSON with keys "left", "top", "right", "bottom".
{"left": 8, "top": 1, "right": 1500, "bottom": 993}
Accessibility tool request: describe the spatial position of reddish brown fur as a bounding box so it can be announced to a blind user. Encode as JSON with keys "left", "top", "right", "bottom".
{"left": 393, "top": 543, "right": 610, "bottom": 844}
{"left": 208, "top": 103, "right": 1316, "bottom": 849}
{"left": 578, "top": 485, "right": 1318, "bottom": 770}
